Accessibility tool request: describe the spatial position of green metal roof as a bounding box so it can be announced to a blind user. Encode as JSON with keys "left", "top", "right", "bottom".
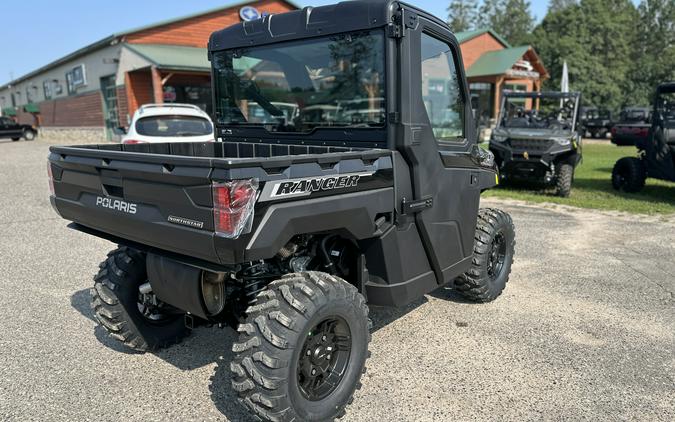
{"left": 23, "top": 103, "right": 39, "bottom": 113}
{"left": 2, "top": 107, "right": 16, "bottom": 116}
{"left": 466, "top": 46, "right": 530, "bottom": 78}
{"left": 455, "top": 28, "right": 511, "bottom": 48}
{"left": 126, "top": 44, "right": 210, "bottom": 72}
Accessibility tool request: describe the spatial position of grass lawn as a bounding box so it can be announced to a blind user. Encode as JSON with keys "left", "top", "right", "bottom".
{"left": 484, "top": 142, "right": 675, "bottom": 215}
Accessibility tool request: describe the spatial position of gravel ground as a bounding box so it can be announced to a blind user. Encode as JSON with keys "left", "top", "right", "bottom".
{"left": 0, "top": 137, "right": 673, "bottom": 421}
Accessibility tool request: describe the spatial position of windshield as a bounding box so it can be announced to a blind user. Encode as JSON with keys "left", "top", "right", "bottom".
{"left": 656, "top": 91, "right": 675, "bottom": 122}
{"left": 620, "top": 109, "right": 649, "bottom": 122}
{"left": 135, "top": 115, "right": 212, "bottom": 137}
{"left": 212, "top": 30, "right": 386, "bottom": 133}
{"left": 499, "top": 94, "right": 578, "bottom": 130}
{"left": 587, "top": 109, "right": 610, "bottom": 119}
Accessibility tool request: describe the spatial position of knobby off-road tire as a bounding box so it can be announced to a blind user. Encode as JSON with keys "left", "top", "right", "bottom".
{"left": 90, "top": 246, "right": 189, "bottom": 352}
{"left": 231, "top": 271, "right": 371, "bottom": 422}
{"left": 555, "top": 163, "right": 574, "bottom": 197}
{"left": 455, "top": 208, "right": 515, "bottom": 303}
{"left": 612, "top": 157, "right": 646, "bottom": 193}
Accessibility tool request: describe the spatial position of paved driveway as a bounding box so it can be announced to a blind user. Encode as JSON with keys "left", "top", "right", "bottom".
{"left": 0, "top": 138, "right": 673, "bottom": 421}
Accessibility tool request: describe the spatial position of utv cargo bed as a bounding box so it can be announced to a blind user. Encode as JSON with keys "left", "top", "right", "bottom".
{"left": 49, "top": 141, "right": 394, "bottom": 266}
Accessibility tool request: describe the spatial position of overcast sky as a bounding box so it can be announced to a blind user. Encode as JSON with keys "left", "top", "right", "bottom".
{"left": 0, "top": 0, "right": 634, "bottom": 86}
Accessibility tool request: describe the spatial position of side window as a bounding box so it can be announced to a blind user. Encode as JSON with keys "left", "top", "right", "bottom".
{"left": 420, "top": 33, "right": 465, "bottom": 142}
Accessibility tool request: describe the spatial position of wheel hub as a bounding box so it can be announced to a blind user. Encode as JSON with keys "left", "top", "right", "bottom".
{"left": 487, "top": 232, "right": 507, "bottom": 280}
{"left": 297, "top": 317, "right": 351, "bottom": 401}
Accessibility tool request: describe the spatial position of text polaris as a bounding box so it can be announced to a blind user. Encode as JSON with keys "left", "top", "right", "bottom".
{"left": 96, "top": 196, "right": 137, "bottom": 215}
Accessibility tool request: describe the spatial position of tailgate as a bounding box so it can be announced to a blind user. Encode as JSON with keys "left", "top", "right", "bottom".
{"left": 48, "top": 147, "right": 219, "bottom": 263}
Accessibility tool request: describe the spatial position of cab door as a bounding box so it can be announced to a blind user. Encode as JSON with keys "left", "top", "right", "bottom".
{"left": 395, "top": 10, "right": 481, "bottom": 285}
{"left": 0, "top": 117, "right": 8, "bottom": 137}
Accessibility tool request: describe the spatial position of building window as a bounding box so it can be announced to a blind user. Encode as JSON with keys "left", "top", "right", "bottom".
{"left": 43, "top": 81, "right": 53, "bottom": 100}
{"left": 65, "top": 64, "right": 87, "bottom": 95}
{"left": 420, "top": 33, "right": 465, "bottom": 143}
{"left": 470, "top": 82, "right": 495, "bottom": 124}
{"left": 66, "top": 72, "right": 75, "bottom": 95}
{"left": 503, "top": 83, "right": 527, "bottom": 106}
{"left": 71, "top": 64, "right": 87, "bottom": 87}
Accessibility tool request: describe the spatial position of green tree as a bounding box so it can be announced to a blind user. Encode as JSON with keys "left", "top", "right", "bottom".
{"left": 533, "top": 0, "right": 638, "bottom": 111}
{"left": 447, "top": 0, "right": 478, "bottom": 32}
{"left": 629, "top": 0, "right": 675, "bottom": 105}
{"left": 477, "top": 0, "right": 534, "bottom": 46}
{"left": 548, "top": 0, "right": 577, "bottom": 13}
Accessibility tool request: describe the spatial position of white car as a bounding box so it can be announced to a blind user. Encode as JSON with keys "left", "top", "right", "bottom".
{"left": 121, "top": 103, "right": 215, "bottom": 144}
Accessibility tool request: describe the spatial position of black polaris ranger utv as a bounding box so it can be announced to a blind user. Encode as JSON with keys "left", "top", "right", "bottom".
{"left": 47, "top": 2, "right": 516, "bottom": 421}
{"left": 489, "top": 90, "right": 582, "bottom": 197}
{"left": 583, "top": 107, "right": 613, "bottom": 139}
{"left": 612, "top": 82, "right": 675, "bottom": 192}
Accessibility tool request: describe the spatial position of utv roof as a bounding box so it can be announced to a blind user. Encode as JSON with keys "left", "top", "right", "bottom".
{"left": 502, "top": 91, "right": 580, "bottom": 99}
{"left": 208, "top": 0, "right": 448, "bottom": 52}
{"left": 657, "top": 82, "right": 675, "bottom": 94}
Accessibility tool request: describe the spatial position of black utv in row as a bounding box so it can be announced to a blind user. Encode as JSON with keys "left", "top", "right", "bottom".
{"left": 579, "top": 106, "right": 613, "bottom": 139}
{"left": 47, "top": 2, "right": 516, "bottom": 421}
{"left": 613, "top": 82, "right": 675, "bottom": 192}
{"left": 489, "top": 91, "right": 583, "bottom": 197}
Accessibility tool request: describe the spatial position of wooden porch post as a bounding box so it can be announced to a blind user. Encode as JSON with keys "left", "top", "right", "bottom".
{"left": 151, "top": 66, "right": 164, "bottom": 104}
{"left": 493, "top": 76, "right": 505, "bottom": 119}
{"left": 124, "top": 72, "right": 136, "bottom": 118}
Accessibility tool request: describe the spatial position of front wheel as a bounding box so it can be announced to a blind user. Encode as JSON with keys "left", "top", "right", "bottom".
{"left": 612, "top": 157, "right": 646, "bottom": 193}
{"left": 555, "top": 163, "right": 574, "bottom": 197}
{"left": 455, "top": 208, "right": 515, "bottom": 303}
{"left": 231, "top": 272, "right": 371, "bottom": 422}
{"left": 90, "top": 246, "right": 189, "bottom": 352}
{"left": 23, "top": 129, "right": 36, "bottom": 141}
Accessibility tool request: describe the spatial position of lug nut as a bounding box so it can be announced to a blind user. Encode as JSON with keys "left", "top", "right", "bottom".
{"left": 311, "top": 369, "right": 317, "bottom": 375}
{"left": 327, "top": 354, "right": 331, "bottom": 360}
{"left": 307, "top": 350, "right": 311, "bottom": 356}
{"left": 322, "top": 335, "right": 327, "bottom": 341}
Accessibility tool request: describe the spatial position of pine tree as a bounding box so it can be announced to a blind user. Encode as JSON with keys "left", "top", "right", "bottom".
{"left": 477, "top": 0, "right": 534, "bottom": 46}
{"left": 548, "top": 0, "right": 577, "bottom": 13}
{"left": 629, "top": 0, "right": 675, "bottom": 105}
{"left": 447, "top": 0, "right": 478, "bottom": 32}
{"left": 533, "top": 0, "right": 639, "bottom": 111}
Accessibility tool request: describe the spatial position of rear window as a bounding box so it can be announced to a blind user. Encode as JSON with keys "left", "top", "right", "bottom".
{"left": 135, "top": 115, "right": 213, "bottom": 137}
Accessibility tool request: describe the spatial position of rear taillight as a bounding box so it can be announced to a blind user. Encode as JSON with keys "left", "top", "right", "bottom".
{"left": 122, "top": 139, "right": 146, "bottom": 145}
{"left": 212, "top": 179, "right": 259, "bottom": 238}
{"left": 47, "top": 162, "right": 55, "bottom": 196}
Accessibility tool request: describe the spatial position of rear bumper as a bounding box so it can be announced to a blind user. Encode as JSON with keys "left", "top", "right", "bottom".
{"left": 52, "top": 195, "right": 224, "bottom": 264}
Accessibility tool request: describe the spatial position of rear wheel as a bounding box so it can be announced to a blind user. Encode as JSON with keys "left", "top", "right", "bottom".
{"left": 554, "top": 163, "right": 574, "bottom": 197}
{"left": 612, "top": 157, "right": 646, "bottom": 193}
{"left": 231, "top": 272, "right": 370, "bottom": 422}
{"left": 90, "top": 246, "right": 189, "bottom": 352}
{"left": 455, "top": 209, "right": 515, "bottom": 303}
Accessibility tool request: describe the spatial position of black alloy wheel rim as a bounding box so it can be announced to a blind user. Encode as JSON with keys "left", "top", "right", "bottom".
{"left": 137, "top": 285, "right": 172, "bottom": 324}
{"left": 487, "top": 232, "right": 507, "bottom": 281}
{"left": 297, "top": 316, "right": 352, "bottom": 401}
